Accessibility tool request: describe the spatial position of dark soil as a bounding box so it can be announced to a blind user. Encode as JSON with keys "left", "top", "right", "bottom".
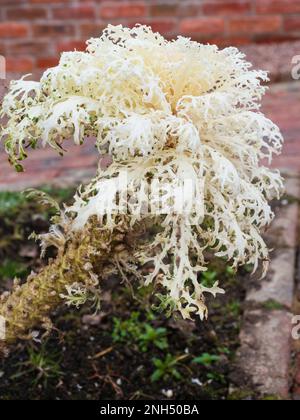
{"left": 0, "top": 188, "right": 251, "bottom": 400}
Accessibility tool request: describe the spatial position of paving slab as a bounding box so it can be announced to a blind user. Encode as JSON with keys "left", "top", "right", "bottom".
{"left": 237, "top": 309, "right": 293, "bottom": 398}
{"left": 246, "top": 248, "right": 296, "bottom": 309}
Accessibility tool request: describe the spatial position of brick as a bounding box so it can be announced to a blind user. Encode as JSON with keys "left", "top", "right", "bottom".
{"left": 151, "top": 20, "right": 177, "bottom": 34}
{"left": 150, "top": 20, "right": 177, "bottom": 34}
{"left": 229, "top": 16, "right": 282, "bottom": 34}
{"left": 80, "top": 23, "right": 106, "bottom": 38}
{"left": 6, "top": 8, "right": 47, "bottom": 20}
{"left": 37, "top": 57, "right": 59, "bottom": 69}
{"left": 53, "top": 154, "right": 98, "bottom": 170}
{"left": 56, "top": 40, "right": 87, "bottom": 53}
{"left": 138, "top": 19, "right": 177, "bottom": 34}
{"left": 0, "top": 0, "right": 26, "bottom": 4}
{"left": 256, "top": 0, "right": 300, "bottom": 14}
{"left": 254, "top": 34, "right": 300, "bottom": 44}
{"left": 180, "top": 18, "right": 225, "bottom": 35}
{"left": 7, "top": 41, "right": 50, "bottom": 55}
{"left": 0, "top": 22, "right": 29, "bottom": 38}
{"left": 100, "top": 2, "right": 147, "bottom": 19}
{"left": 203, "top": 1, "right": 251, "bottom": 16}
{"left": 30, "top": 0, "right": 70, "bottom": 3}
{"left": 6, "top": 57, "right": 34, "bottom": 72}
{"left": 178, "top": 2, "right": 202, "bottom": 18}
{"left": 210, "top": 36, "right": 252, "bottom": 48}
{"left": 33, "top": 24, "right": 75, "bottom": 37}
{"left": 52, "top": 5, "right": 95, "bottom": 19}
{"left": 285, "top": 17, "right": 300, "bottom": 32}
{"left": 150, "top": 0, "right": 202, "bottom": 18}
{"left": 150, "top": 2, "right": 179, "bottom": 17}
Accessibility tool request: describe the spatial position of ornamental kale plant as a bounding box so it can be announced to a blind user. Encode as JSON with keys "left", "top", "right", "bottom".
{"left": 0, "top": 25, "right": 283, "bottom": 349}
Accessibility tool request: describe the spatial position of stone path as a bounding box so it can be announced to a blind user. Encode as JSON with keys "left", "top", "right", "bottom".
{"left": 236, "top": 176, "right": 300, "bottom": 399}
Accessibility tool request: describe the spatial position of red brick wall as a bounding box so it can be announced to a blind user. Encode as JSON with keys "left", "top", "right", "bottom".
{"left": 1, "top": 0, "right": 300, "bottom": 75}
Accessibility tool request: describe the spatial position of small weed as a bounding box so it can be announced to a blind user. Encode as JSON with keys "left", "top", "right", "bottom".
{"left": 11, "top": 345, "right": 63, "bottom": 387}
{"left": 112, "top": 311, "right": 169, "bottom": 352}
{"left": 262, "top": 300, "right": 284, "bottom": 311}
{"left": 112, "top": 312, "right": 143, "bottom": 344}
{"left": 217, "top": 347, "right": 231, "bottom": 356}
{"left": 201, "top": 270, "right": 218, "bottom": 288}
{"left": 226, "top": 301, "right": 241, "bottom": 316}
{"left": 226, "top": 266, "right": 235, "bottom": 277}
{"left": 151, "top": 354, "right": 186, "bottom": 382}
{"left": 152, "top": 294, "right": 177, "bottom": 318}
{"left": 207, "top": 371, "right": 226, "bottom": 385}
{"left": 192, "top": 353, "right": 221, "bottom": 367}
{"left": 139, "top": 325, "right": 168, "bottom": 352}
{"left": 244, "top": 264, "right": 254, "bottom": 273}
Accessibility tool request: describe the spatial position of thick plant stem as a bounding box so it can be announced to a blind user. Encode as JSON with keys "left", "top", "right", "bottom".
{"left": 0, "top": 218, "right": 130, "bottom": 352}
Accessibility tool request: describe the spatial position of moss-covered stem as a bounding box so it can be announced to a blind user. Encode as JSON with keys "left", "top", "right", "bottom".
{"left": 0, "top": 218, "right": 130, "bottom": 352}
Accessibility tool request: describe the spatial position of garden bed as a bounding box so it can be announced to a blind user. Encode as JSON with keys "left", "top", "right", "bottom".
{"left": 0, "top": 187, "right": 257, "bottom": 400}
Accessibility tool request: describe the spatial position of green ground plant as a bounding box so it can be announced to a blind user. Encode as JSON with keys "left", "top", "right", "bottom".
{"left": 151, "top": 354, "right": 187, "bottom": 382}
{"left": 0, "top": 259, "right": 28, "bottom": 280}
{"left": 11, "top": 344, "right": 63, "bottom": 388}
{"left": 262, "top": 300, "right": 285, "bottom": 311}
{"left": 192, "top": 353, "right": 221, "bottom": 367}
{"left": 112, "top": 311, "right": 169, "bottom": 352}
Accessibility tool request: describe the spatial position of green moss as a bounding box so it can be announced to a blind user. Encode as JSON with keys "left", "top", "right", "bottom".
{"left": 0, "top": 219, "right": 127, "bottom": 346}
{"left": 228, "top": 389, "right": 256, "bottom": 400}
{"left": 261, "top": 394, "right": 282, "bottom": 401}
{"left": 262, "top": 300, "right": 285, "bottom": 311}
